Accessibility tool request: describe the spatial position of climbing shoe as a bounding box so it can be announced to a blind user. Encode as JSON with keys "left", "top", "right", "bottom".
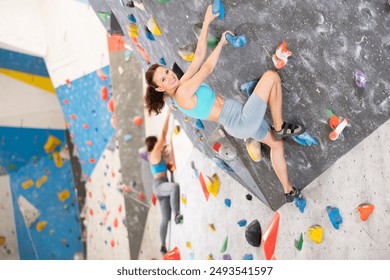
{"left": 272, "top": 121, "right": 305, "bottom": 140}
{"left": 174, "top": 214, "right": 183, "bottom": 225}
{"left": 285, "top": 187, "right": 301, "bottom": 203}
{"left": 160, "top": 245, "right": 167, "bottom": 254}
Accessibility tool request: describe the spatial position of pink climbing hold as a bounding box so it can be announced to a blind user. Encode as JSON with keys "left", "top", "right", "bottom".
{"left": 262, "top": 211, "right": 280, "bottom": 260}
{"left": 107, "top": 98, "right": 115, "bottom": 113}
{"left": 100, "top": 86, "right": 109, "bottom": 101}
{"left": 111, "top": 114, "right": 117, "bottom": 129}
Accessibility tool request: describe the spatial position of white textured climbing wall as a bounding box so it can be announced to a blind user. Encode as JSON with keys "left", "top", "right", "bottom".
{"left": 0, "top": 175, "right": 19, "bottom": 259}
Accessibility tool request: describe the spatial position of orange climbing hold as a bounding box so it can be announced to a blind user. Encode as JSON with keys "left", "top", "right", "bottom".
{"left": 163, "top": 246, "right": 181, "bottom": 260}
{"left": 107, "top": 98, "right": 115, "bottom": 113}
{"left": 272, "top": 41, "right": 292, "bottom": 69}
{"left": 133, "top": 116, "right": 143, "bottom": 126}
{"left": 358, "top": 203, "right": 375, "bottom": 221}
{"left": 100, "top": 86, "right": 109, "bottom": 101}
{"left": 0, "top": 236, "right": 5, "bottom": 246}
{"left": 198, "top": 172, "right": 210, "bottom": 201}
{"left": 262, "top": 211, "right": 280, "bottom": 260}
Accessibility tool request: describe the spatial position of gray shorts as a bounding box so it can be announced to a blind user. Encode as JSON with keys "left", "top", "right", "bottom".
{"left": 218, "top": 95, "right": 270, "bottom": 141}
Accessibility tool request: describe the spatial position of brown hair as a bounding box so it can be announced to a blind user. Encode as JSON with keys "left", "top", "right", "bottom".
{"left": 145, "top": 136, "right": 158, "bottom": 152}
{"left": 144, "top": 64, "right": 165, "bottom": 115}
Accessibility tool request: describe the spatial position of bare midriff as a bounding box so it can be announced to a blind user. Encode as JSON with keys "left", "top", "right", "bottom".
{"left": 207, "top": 94, "right": 224, "bottom": 122}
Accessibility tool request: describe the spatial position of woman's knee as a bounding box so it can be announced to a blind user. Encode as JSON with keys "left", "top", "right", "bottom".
{"left": 262, "top": 70, "right": 281, "bottom": 84}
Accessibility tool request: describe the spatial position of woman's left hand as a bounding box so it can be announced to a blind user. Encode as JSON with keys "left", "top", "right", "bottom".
{"left": 204, "top": 4, "right": 219, "bottom": 25}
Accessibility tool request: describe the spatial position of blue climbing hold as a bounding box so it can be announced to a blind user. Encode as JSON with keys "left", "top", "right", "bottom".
{"left": 226, "top": 33, "right": 247, "bottom": 48}
{"left": 145, "top": 28, "right": 155, "bottom": 41}
{"left": 212, "top": 0, "right": 225, "bottom": 19}
{"left": 242, "top": 254, "right": 253, "bottom": 260}
{"left": 159, "top": 57, "right": 167, "bottom": 66}
{"left": 124, "top": 134, "right": 133, "bottom": 142}
{"left": 327, "top": 206, "right": 343, "bottom": 230}
{"left": 128, "top": 14, "right": 136, "bottom": 23}
{"left": 240, "top": 78, "right": 259, "bottom": 97}
{"left": 294, "top": 196, "right": 306, "bottom": 213}
{"left": 224, "top": 198, "right": 231, "bottom": 208}
{"left": 291, "top": 131, "right": 319, "bottom": 146}
{"left": 237, "top": 219, "right": 247, "bottom": 227}
{"left": 195, "top": 119, "right": 205, "bottom": 129}
{"left": 213, "top": 157, "right": 234, "bottom": 173}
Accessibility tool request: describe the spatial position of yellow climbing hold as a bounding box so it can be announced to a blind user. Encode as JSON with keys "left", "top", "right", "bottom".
{"left": 58, "top": 189, "right": 70, "bottom": 202}
{"left": 36, "top": 175, "right": 48, "bottom": 188}
{"left": 0, "top": 236, "right": 5, "bottom": 246}
{"left": 178, "top": 44, "right": 195, "bottom": 62}
{"left": 186, "top": 242, "right": 192, "bottom": 249}
{"left": 180, "top": 194, "right": 187, "bottom": 205}
{"left": 44, "top": 135, "right": 61, "bottom": 153}
{"left": 127, "top": 23, "right": 138, "bottom": 37}
{"left": 173, "top": 125, "right": 180, "bottom": 135}
{"left": 147, "top": 18, "right": 162, "bottom": 35}
{"left": 36, "top": 221, "right": 47, "bottom": 232}
{"left": 245, "top": 139, "right": 261, "bottom": 162}
{"left": 208, "top": 223, "right": 216, "bottom": 232}
{"left": 21, "top": 179, "right": 34, "bottom": 190}
{"left": 308, "top": 225, "right": 323, "bottom": 244}
{"left": 206, "top": 173, "right": 220, "bottom": 197}
{"left": 207, "top": 254, "right": 214, "bottom": 260}
{"left": 53, "top": 151, "right": 63, "bottom": 168}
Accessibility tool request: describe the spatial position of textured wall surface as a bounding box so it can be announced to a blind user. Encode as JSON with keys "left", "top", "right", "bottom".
{"left": 89, "top": 0, "right": 390, "bottom": 211}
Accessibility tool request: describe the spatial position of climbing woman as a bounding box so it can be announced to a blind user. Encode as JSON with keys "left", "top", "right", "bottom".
{"left": 145, "top": 110, "right": 183, "bottom": 254}
{"left": 144, "top": 5, "right": 304, "bottom": 203}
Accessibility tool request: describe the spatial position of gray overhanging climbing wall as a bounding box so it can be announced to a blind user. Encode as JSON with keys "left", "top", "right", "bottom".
{"left": 90, "top": 0, "right": 390, "bottom": 211}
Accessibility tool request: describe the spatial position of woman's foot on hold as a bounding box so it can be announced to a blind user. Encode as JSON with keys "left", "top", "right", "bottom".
{"left": 160, "top": 245, "right": 167, "bottom": 254}
{"left": 272, "top": 121, "right": 305, "bottom": 140}
{"left": 285, "top": 187, "right": 301, "bottom": 203}
{"left": 174, "top": 213, "right": 183, "bottom": 224}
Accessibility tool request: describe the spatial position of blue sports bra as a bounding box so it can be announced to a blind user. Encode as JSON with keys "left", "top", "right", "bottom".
{"left": 150, "top": 159, "right": 168, "bottom": 175}
{"left": 174, "top": 83, "right": 216, "bottom": 120}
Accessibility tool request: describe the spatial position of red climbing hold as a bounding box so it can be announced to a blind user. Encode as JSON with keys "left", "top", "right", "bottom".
{"left": 111, "top": 114, "right": 117, "bottom": 129}
{"left": 110, "top": 240, "right": 115, "bottom": 247}
{"left": 358, "top": 203, "right": 375, "bottom": 221}
{"left": 70, "top": 114, "right": 76, "bottom": 120}
{"left": 86, "top": 140, "right": 92, "bottom": 146}
{"left": 63, "top": 99, "right": 69, "bottom": 104}
{"left": 133, "top": 116, "right": 143, "bottom": 126}
{"left": 163, "top": 246, "right": 181, "bottom": 260}
{"left": 89, "top": 158, "right": 96, "bottom": 164}
{"left": 97, "top": 69, "right": 108, "bottom": 80}
{"left": 139, "top": 192, "right": 145, "bottom": 201}
{"left": 152, "top": 193, "right": 157, "bottom": 206}
{"left": 83, "top": 123, "right": 89, "bottom": 129}
{"left": 213, "top": 142, "right": 221, "bottom": 153}
{"left": 262, "top": 211, "right": 280, "bottom": 260}
{"left": 113, "top": 217, "right": 119, "bottom": 228}
{"left": 100, "top": 86, "right": 109, "bottom": 101}
{"left": 66, "top": 79, "right": 71, "bottom": 88}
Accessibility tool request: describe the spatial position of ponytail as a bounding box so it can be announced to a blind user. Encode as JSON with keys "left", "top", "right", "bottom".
{"left": 144, "top": 63, "right": 165, "bottom": 115}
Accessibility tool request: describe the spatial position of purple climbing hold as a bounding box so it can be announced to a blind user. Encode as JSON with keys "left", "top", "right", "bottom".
{"left": 212, "top": 0, "right": 225, "bottom": 19}
{"left": 355, "top": 69, "right": 367, "bottom": 88}
{"left": 226, "top": 33, "right": 247, "bottom": 48}
{"left": 222, "top": 254, "right": 231, "bottom": 260}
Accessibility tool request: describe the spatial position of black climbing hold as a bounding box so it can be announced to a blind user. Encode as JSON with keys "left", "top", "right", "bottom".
{"left": 246, "top": 194, "right": 252, "bottom": 201}
{"left": 245, "top": 219, "right": 262, "bottom": 247}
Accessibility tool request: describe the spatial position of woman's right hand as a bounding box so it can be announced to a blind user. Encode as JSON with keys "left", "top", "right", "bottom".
{"left": 204, "top": 4, "right": 219, "bottom": 25}
{"left": 220, "top": 31, "right": 234, "bottom": 46}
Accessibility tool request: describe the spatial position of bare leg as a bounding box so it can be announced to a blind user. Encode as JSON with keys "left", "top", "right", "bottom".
{"left": 252, "top": 70, "right": 284, "bottom": 131}
{"left": 261, "top": 131, "right": 293, "bottom": 194}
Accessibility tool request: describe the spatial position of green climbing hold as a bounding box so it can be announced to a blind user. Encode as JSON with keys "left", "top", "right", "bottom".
{"left": 7, "top": 163, "right": 16, "bottom": 171}
{"left": 295, "top": 233, "right": 303, "bottom": 251}
{"left": 155, "top": 0, "right": 170, "bottom": 3}
{"left": 193, "top": 23, "right": 219, "bottom": 48}
{"left": 97, "top": 11, "right": 110, "bottom": 21}
{"left": 220, "top": 236, "right": 228, "bottom": 253}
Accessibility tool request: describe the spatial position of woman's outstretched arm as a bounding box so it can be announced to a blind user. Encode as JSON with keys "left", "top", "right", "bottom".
{"left": 180, "top": 5, "right": 219, "bottom": 82}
